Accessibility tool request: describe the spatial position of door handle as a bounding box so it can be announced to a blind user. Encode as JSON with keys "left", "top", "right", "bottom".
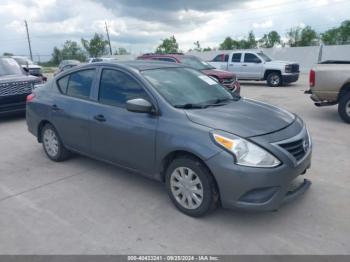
{"left": 51, "top": 104, "right": 61, "bottom": 111}
{"left": 229, "top": 64, "right": 234, "bottom": 66}
{"left": 242, "top": 64, "right": 247, "bottom": 66}
{"left": 94, "top": 114, "right": 106, "bottom": 122}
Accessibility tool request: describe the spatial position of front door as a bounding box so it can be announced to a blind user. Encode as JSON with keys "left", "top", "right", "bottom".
{"left": 240, "top": 53, "right": 264, "bottom": 79}
{"left": 89, "top": 68, "right": 158, "bottom": 175}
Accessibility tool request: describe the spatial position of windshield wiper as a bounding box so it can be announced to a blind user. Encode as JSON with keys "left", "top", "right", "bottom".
{"left": 174, "top": 103, "right": 205, "bottom": 109}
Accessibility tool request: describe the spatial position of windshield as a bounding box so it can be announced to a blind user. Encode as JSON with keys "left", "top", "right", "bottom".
{"left": 257, "top": 52, "right": 272, "bottom": 62}
{"left": 142, "top": 67, "right": 234, "bottom": 108}
{"left": 0, "top": 58, "right": 24, "bottom": 76}
{"left": 179, "top": 56, "right": 215, "bottom": 70}
{"left": 13, "top": 57, "right": 34, "bottom": 66}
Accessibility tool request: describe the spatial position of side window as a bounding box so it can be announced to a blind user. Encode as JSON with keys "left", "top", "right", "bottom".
{"left": 66, "top": 69, "right": 95, "bottom": 99}
{"left": 99, "top": 69, "right": 149, "bottom": 108}
{"left": 212, "top": 54, "right": 223, "bottom": 62}
{"left": 157, "top": 57, "right": 176, "bottom": 63}
{"left": 224, "top": 55, "right": 229, "bottom": 62}
{"left": 244, "top": 53, "right": 261, "bottom": 63}
{"left": 231, "top": 53, "right": 242, "bottom": 62}
{"left": 57, "top": 75, "right": 69, "bottom": 94}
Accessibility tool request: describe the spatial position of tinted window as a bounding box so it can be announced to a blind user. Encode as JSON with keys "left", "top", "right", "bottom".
{"left": 232, "top": 53, "right": 242, "bottom": 62}
{"left": 224, "top": 55, "right": 229, "bottom": 62}
{"left": 57, "top": 75, "right": 69, "bottom": 94}
{"left": 66, "top": 69, "right": 95, "bottom": 99}
{"left": 99, "top": 69, "right": 149, "bottom": 108}
{"left": 244, "top": 53, "right": 261, "bottom": 63}
{"left": 212, "top": 55, "right": 223, "bottom": 62}
{"left": 157, "top": 57, "right": 176, "bottom": 62}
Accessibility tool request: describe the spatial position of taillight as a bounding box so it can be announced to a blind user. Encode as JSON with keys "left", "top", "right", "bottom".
{"left": 26, "top": 93, "right": 35, "bottom": 102}
{"left": 309, "top": 69, "right": 315, "bottom": 87}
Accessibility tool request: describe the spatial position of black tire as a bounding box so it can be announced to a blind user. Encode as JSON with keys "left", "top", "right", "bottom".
{"left": 41, "top": 123, "right": 70, "bottom": 161}
{"left": 267, "top": 72, "right": 282, "bottom": 87}
{"left": 338, "top": 92, "right": 350, "bottom": 124}
{"left": 165, "top": 156, "right": 219, "bottom": 217}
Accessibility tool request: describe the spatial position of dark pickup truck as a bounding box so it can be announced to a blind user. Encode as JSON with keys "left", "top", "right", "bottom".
{"left": 0, "top": 57, "right": 42, "bottom": 116}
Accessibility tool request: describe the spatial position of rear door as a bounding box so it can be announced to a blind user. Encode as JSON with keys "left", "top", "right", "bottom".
{"left": 240, "top": 53, "right": 264, "bottom": 79}
{"left": 89, "top": 67, "right": 158, "bottom": 175}
{"left": 51, "top": 68, "right": 97, "bottom": 153}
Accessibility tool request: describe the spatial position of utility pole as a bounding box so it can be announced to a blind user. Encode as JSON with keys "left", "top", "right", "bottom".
{"left": 24, "top": 20, "right": 33, "bottom": 61}
{"left": 105, "top": 21, "right": 113, "bottom": 55}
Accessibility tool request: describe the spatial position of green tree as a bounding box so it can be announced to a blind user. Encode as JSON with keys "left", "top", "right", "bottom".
{"left": 50, "top": 41, "right": 86, "bottom": 65}
{"left": 193, "top": 41, "right": 201, "bottom": 51}
{"left": 81, "top": 33, "right": 109, "bottom": 58}
{"left": 155, "top": 36, "right": 179, "bottom": 53}
{"left": 116, "top": 47, "right": 129, "bottom": 55}
{"left": 259, "top": 31, "right": 281, "bottom": 48}
{"left": 338, "top": 20, "right": 350, "bottom": 44}
{"left": 287, "top": 26, "right": 318, "bottom": 47}
{"left": 3, "top": 52, "right": 14, "bottom": 56}
{"left": 321, "top": 28, "right": 339, "bottom": 45}
{"left": 219, "top": 37, "right": 234, "bottom": 50}
{"left": 203, "top": 47, "right": 212, "bottom": 51}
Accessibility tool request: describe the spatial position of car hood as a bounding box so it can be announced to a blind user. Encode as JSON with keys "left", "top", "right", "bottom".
{"left": 0, "top": 74, "right": 38, "bottom": 84}
{"left": 185, "top": 98, "right": 295, "bottom": 138}
{"left": 265, "top": 60, "right": 298, "bottom": 66}
{"left": 201, "top": 68, "right": 235, "bottom": 78}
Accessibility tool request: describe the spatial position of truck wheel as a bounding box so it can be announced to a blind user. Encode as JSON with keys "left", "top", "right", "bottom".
{"left": 338, "top": 92, "right": 350, "bottom": 123}
{"left": 165, "top": 156, "right": 219, "bottom": 217}
{"left": 267, "top": 72, "right": 282, "bottom": 87}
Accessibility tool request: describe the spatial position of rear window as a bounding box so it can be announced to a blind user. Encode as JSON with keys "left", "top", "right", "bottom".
{"left": 232, "top": 53, "right": 242, "bottom": 62}
{"left": 58, "top": 69, "right": 95, "bottom": 99}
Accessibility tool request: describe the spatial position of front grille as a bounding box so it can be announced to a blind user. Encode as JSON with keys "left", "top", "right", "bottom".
{"left": 291, "top": 64, "right": 299, "bottom": 73}
{"left": 0, "top": 81, "right": 33, "bottom": 97}
{"left": 279, "top": 135, "right": 309, "bottom": 161}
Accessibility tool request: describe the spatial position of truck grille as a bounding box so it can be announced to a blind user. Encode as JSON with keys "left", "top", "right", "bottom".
{"left": 290, "top": 64, "right": 299, "bottom": 73}
{"left": 278, "top": 134, "right": 309, "bottom": 161}
{"left": 0, "top": 81, "right": 34, "bottom": 97}
{"left": 222, "top": 78, "right": 235, "bottom": 85}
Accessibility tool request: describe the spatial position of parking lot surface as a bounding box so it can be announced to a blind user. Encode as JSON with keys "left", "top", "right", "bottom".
{"left": 0, "top": 74, "right": 349, "bottom": 254}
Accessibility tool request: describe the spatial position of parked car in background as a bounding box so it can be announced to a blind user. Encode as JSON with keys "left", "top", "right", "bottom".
{"left": 12, "top": 56, "right": 47, "bottom": 82}
{"left": 209, "top": 51, "right": 300, "bottom": 87}
{"left": 137, "top": 53, "right": 240, "bottom": 95}
{"left": 54, "top": 60, "right": 81, "bottom": 76}
{"left": 26, "top": 61, "right": 311, "bottom": 217}
{"left": 306, "top": 60, "right": 350, "bottom": 123}
{"left": 0, "top": 57, "right": 42, "bottom": 115}
{"left": 87, "top": 56, "right": 118, "bottom": 63}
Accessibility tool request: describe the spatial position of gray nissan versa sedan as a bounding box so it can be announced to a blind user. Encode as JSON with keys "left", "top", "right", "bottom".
{"left": 26, "top": 61, "right": 312, "bottom": 217}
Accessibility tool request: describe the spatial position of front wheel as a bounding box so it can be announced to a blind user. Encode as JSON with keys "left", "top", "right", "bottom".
{"left": 165, "top": 156, "right": 219, "bottom": 217}
{"left": 338, "top": 92, "right": 350, "bottom": 123}
{"left": 267, "top": 72, "right": 282, "bottom": 87}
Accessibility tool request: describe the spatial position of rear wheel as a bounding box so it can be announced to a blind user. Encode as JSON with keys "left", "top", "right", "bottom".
{"left": 338, "top": 92, "right": 350, "bottom": 123}
{"left": 165, "top": 156, "right": 219, "bottom": 217}
{"left": 41, "top": 124, "right": 70, "bottom": 161}
{"left": 267, "top": 72, "right": 282, "bottom": 87}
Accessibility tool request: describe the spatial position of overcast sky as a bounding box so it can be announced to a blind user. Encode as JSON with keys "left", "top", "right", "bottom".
{"left": 0, "top": 0, "right": 349, "bottom": 60}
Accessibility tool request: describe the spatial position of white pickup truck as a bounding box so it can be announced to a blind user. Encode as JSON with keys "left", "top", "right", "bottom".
{"left": 208, "top": 51, "right": 300, "bottom": 87}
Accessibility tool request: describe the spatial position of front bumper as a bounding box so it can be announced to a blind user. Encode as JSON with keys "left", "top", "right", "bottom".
{"left": 205, "top": 125, "right": 312, "bottom": 211}
{"left": 282, "top": 73, "right": 299, "bottom": 83}
{"left": 223, "top": 81, "right": 241, "bottom": 96}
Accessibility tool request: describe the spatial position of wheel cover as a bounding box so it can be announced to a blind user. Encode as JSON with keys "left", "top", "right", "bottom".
{"left": 43, "top": 129, "right": 59, "bottom": 157}
{"left": 270, "top": 75, "right": 280, "bottom": 86}
{"left": 170, "top": 167, "right": 204, "bottom": 210}
{"left": 346, "top": 100, "right": 350, "bottom": 116}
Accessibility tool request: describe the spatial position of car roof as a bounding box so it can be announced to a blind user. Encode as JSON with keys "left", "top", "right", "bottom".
{"left": 77, "top": 60, "right": 185, "bottom": 71}
{"left": 139, "top": 53, "right": 197, "bottom": 60}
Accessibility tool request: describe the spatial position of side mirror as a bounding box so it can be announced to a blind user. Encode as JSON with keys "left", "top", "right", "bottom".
{"left": 255, "top": 60, "right": 262, "bottom": 64}
{"left": 126, "top": 98, "right": 153, "bottom": 113}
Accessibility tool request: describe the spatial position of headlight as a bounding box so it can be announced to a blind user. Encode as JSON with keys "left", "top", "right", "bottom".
{"left": 285, "top": 65, "right": 292, "bottom": 73}
{"left": 212, "top": 131, "right": 281, "bottom": 168}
